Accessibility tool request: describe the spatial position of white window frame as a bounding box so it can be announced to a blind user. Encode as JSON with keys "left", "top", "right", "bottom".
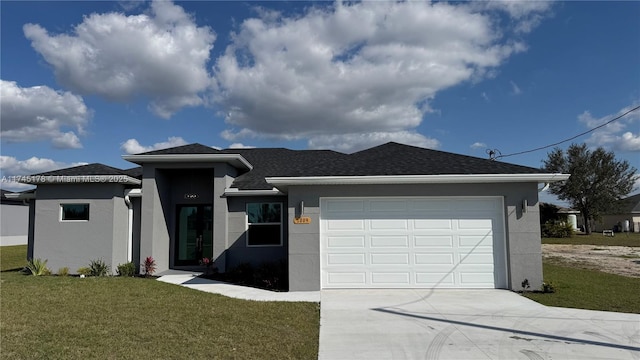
{"left": 60, "top": 203, "right": 90, "bottom": 222}
{"left": 246, "top": 202, "right": 283, "bottom": 247}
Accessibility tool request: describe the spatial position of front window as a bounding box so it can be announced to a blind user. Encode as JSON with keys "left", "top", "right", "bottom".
{"left": 247, "top": 203, "right": 282, "bottom": 246}
{"left": 61, "top": 204, "right": 90, "bottom": 221}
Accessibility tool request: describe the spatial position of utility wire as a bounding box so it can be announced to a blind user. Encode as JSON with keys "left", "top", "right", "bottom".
{"left": 493, "top": 105, "right": 640, "bottom": 160}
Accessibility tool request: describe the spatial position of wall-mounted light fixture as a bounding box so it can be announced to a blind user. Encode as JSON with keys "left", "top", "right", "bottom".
{"left": 299, "top": 201, "right": 305, "bottom": 216}
{"left": 522, "top": 199, "right": 528, "bottom": 213}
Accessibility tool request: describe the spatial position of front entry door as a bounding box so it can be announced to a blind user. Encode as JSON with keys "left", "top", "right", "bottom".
{"left": 175, "top": 205, "right": 213, "bottom": 266}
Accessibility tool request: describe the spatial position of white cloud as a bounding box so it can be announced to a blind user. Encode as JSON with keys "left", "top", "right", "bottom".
{"left": 510, "top": 80, "right": 522, "bottom": 95}
{"left": 471, "top": 142, "right": 487, "bottom": 150}
{"left": 307, "top": 131, "right": 440, "bottom": 153}
{"left": 579, "top": 104, "right": 640, "bottom": 152}
{"left": 120, "top": 136, "right": 188, "bottom": 154}
{"left": 474, "top": 1, "right": 553, "bottom": 34}
{"left": 619, "top": 132, "right": 640, "bottom": 152}
{"left": 213, "top": 1, "right": 540, "bottom": 151}
{"left": 23, "top": 0, "right": 215, "bottom": 118}
{"left": 0, "top": 80, "right": 90, "bottom": 148}
{"left": 228, "top": 143, "right": 255, "bottom": 149}
{"left": 0, "top": 155, "right": 87, "bottom": 191}
{"left": 481, "top": 92, "right": 490, "bottom": 102}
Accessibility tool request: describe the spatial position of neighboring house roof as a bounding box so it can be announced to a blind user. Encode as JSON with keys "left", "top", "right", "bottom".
{"left": 17, "top": 142, "right": 569, "bottom": 190}
{"left": 1, "top": 189, "right": 29, "bottom": 205}
{"left": 610, "top": 194, "right": 640, "bottom": 214}
{"left": 123, "top": 167, "right": 143, "bottom": 179}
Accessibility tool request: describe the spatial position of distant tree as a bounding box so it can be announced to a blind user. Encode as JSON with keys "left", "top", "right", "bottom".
{"left": 543, "top": 143, "right": 637, "bottom": 234}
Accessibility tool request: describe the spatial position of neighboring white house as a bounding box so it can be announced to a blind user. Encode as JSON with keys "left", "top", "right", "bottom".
{"left": 597, "top": 194, "right": 640, "bottom": 233}
{"left": 1, "top": 189, "right": 30, "bottom": 246}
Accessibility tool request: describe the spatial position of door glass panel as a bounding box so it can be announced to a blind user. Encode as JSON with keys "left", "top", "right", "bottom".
{"left": 202, "top": 206, "right": 213, "bottom": 259}
{"left": 176, "top": 205, "right": 214, "bottom": 266}
{"left": 177, "top": 206, "right": 199, "bottom": 263}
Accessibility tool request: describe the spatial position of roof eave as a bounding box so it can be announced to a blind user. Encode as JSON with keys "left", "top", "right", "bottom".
{"left": 223, "top": 188, "right": 286, "bottom": 197}
{"left": 266, "top": 173, "right": 571, "bottom": 188}
{"left": 4, "top": 192, "right": 36, "bottom": 200}
{"left": 122, "top": 154, "right": 253, "bottom": 170}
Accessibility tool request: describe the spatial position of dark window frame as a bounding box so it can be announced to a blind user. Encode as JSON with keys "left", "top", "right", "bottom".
{"left": 60, "top": 203, "right": 90, "bottom": 221}
{"left": 246, "top": 202, "right": 283, "bottom": 247}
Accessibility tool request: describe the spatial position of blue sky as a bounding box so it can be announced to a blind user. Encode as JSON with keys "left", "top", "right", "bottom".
{"left": 1, "top": 1, "right": 639, "bottom": 204}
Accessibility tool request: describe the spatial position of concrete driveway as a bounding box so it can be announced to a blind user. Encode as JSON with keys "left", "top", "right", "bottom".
{"left": 319, "top": 289, "right": 640, "bottom": 360}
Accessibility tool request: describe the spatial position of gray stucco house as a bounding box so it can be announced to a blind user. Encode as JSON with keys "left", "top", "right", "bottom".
{"left": 15, "top": 142, "right": 569, "bottom": 291}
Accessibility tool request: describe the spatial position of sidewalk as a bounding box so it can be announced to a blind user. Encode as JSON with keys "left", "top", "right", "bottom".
{"left": 156, "top": 272, "right": 320, "bottom": 302}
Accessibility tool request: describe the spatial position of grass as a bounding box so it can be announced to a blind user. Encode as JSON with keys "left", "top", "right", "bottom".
{"left": 1, "top": 246, "right": 319, "bottom": 359}
{"left": 542, "top": 232, "right": 640, "bottom": 247}
{"left": 524, "top": 261, "right": 640, "bottom": 314}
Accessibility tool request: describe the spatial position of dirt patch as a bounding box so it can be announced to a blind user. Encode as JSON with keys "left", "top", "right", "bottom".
{"left": 542, "top": 244, "right": 640, "bottom": 278}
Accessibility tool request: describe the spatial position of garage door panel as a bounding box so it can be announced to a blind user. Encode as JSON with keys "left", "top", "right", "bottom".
{"left": 459, "top": 253, "right": 494, "bottom": 264}
{"left": 326, "top": 236, "right": 365, "bottom": 248}
{"left": 326, "top": 200, "right": 365, "bottom": 212}
{"left": 414, "top": 236, "right": 454, "bottom": 247}
{"left": 371, "top": 272, "right": 411, "bottom": 284}
{"left": 327, "top": 253, "right": 366, "bottom": 265}
{"left": 458, "top": 218, "right": 494, "bottom": 229}
{"left": 458, "top": 235, "right": 493, "bottom": 247}
{"left": 411, "top": 199, "right": 454, "bottom": 212}
{"left": 369, "top": 200, "right": 407, "bottom": 212}
{"left": 327, "top": 272, "right": 366, "bottom": 285}
{"left": 321, "top": 197, "right": 505, "bottom": 289}
{"left": 326, "top": 219, "right": 365, "bottom": 230}
{"left": 414, "top": 219, "right": 453, "bottom": 229}
{"left": 370, "top": 236, "right": 409, "bottom": 247}
{"left": 416, "top": 272, "right": 455, "bottom": 286}
{"left": 370, "top": 253, "right": 409, "bottom": 265}
{"left": 415, "top": 253, "right": 454, "bottom": 265}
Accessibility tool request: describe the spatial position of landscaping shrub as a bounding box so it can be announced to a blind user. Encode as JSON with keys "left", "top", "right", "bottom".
{"left": 88, "top": 258, "right": 110, "bottom": 277}
{"left": 214, "top": 260, "right": 288, "bottom": 291}
{"left": 541, "top": 281, "right": 556, "bottom": 293}
{"left": 24, "top": 258, "right": 50, "bottom": 276}
{"left": 542, "top": 220, "right": 574, "bottom": 238}
{"left": 57, "top": 267, "right": 70, "bottom": 276}
{"left": 116, "top": 262, "right": 136, "bottom": 277}
{"left": 143, "top": 256, "right": 157, "bottom": 277}
{"left": 77, "top": 267, "right": 92, "bottom": 276}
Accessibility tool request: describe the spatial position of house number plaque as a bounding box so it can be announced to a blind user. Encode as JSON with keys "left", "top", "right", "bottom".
{"left": 293, "top": 217, "right": 311, "bottom": 224}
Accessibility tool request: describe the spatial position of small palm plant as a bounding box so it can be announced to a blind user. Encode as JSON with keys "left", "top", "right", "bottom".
{"left": 143, "top": 256, "right": 157, "bottom": 277}
{"left": 24, "top": 258, "right": 50, "bottom": 276}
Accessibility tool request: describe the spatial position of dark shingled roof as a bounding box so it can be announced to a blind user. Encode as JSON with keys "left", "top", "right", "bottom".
{"left": 136, "top": 143, "right": 220, "bottom": 155}
{"left": 23, "top": 142, "right": 550, "bottom": 190}
{"left": 34, "top": 163, "right": 132, "bottom": 177}
{"left": 123, "top": 167, "right": 143, "bottom": 179}
{"left": 220, "top": 142, "right": 548, "bottom": 189}
{"left": 1, "top": 189, "right": 28, "bottom": 205}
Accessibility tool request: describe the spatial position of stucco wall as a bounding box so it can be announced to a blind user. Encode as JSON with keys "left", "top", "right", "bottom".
{"left": 0, "top": 203, "right": 29, "bottom": 246}
{"left": 32, "top": 184, "right": 128, "bottom": 273}
{"left": 226, "top": 196, "right": 288, "bottom": 270}
{"left": 139, "top": 163, "right": 237, "bottom": 273}
{"left": 285, "top": 183, "right": 542, "bottom": 291}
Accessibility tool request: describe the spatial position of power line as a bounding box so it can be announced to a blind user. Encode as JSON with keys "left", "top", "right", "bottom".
{"left": 493, "top": 105, "right": 640, "bottom": 160}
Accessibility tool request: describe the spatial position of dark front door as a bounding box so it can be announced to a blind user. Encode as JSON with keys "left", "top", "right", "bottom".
{"left": 175, "top": 205, "right": 213, "bottom": 266}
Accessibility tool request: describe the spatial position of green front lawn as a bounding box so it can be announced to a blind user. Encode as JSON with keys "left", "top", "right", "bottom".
{"left": 543, "top": 232, "right": 640, "bottom": 247}
{"left": 1, "top": 246, "right": 319, "bottom": 359}
{"left": 524, "top": 261, "right": 640, "bottom": 314}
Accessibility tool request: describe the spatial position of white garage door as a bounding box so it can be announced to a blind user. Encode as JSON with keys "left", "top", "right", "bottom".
{"left": 320, "top": 197, "right": 506, "bottom": 289}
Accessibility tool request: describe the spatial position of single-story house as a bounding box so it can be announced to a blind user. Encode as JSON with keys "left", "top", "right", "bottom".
{"left": 1, "top": 189, "right": 31, "bottom": 246}
{"left": 597, "top": 194, "right": 640, "bottom": 233}
{"left": 13, "top": 142, "right": 569, "bottom": 291}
